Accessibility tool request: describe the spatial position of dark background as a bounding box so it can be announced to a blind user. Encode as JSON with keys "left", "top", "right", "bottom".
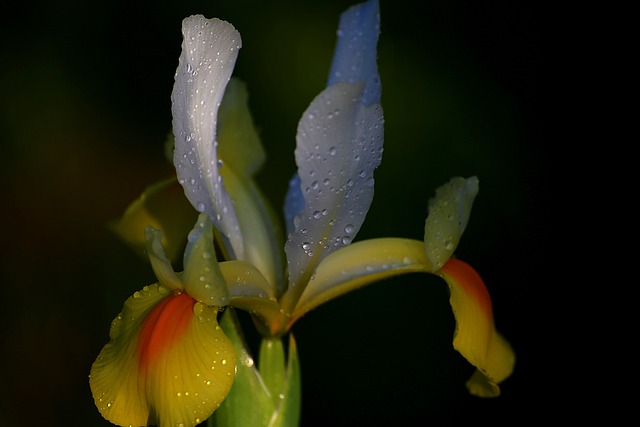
{"left": 1, "top": 0, "right": 541, "bottom": 425}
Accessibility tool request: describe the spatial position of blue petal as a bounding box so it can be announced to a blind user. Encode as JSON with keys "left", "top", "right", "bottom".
{"left": 327, "top": 0, "right": 381, "bottom": 105}
{"left": 284, "top": 173, "right": 304, "bottom": 237}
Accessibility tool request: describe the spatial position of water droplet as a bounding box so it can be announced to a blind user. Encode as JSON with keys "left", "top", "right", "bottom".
{"left": 344, "top": 224, "right": 355, "bottom": 234}
{"left": 193, "top": 303, "right": 204, "bottom": 316}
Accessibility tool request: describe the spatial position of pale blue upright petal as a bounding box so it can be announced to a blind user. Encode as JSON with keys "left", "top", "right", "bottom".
{"left": 283, "top": 0, "right": 381, "bottom": 242}
{"left": 284, "top": 0, "right": 384, "bottom": 289}
{"left": 171, "top": 15, "right": 243, "bottom": 259}
{"left": 285, "top": 82, "right": 384, "bottom": 286}
{"left": 328, "top": 0, "right": 381, "bottom": 105}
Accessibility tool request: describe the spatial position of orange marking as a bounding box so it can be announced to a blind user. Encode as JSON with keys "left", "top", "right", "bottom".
{"left": 440, "top": 258, "right": 493, "bottom": 319}
{"left": 138, "top": 292, "right": 195, "bottom": 370}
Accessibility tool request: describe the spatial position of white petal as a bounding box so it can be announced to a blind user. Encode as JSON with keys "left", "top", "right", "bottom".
{"left": 171, "top": 15, "right": 243, "bottom": 259}
{"left": 285, "top": 82, "right": 384, "bottom": 286}
{"left": 328, "top": 0, "right": 381, "bottom": 105}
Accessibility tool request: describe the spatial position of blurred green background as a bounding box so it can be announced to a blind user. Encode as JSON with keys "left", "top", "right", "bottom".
{"left": 1, "top": 0, "right": 540, "bottom": 425}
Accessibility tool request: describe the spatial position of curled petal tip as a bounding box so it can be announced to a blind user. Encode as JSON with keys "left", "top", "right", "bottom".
{"left": 438, "top": 258, "right": 515, "bottom": 397}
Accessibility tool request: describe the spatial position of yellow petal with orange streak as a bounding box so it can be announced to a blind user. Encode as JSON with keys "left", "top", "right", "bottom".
{"left": 437, "top": 258, "right": 515, "bottom": 397}
{"left": 90, "top": 284, "right": 236, "bottom": 427}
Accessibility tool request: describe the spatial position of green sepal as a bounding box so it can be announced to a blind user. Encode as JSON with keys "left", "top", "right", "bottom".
{"left": 258, "top": 338, "right": 285, "bottom": 404}
{"left": 210, "top": 310, "right": 301, "bottom": 427}
{"left": 268, "top": 334, "right": 301, "bottom": 427}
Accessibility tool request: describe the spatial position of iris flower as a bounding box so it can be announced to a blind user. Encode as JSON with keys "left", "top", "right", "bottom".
{"left": 90, "top": 1, "right": 515, "bottom": 426}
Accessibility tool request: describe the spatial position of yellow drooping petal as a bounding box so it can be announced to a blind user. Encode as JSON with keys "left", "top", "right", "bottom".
{"left": 437, "top": 258, "right": 515, "bottom": 397}
{"left": 111, "top": 178, "right": 197, "bottom": 262}
{"left": 292, "top": 238, "right": 433, "bottom": 325}
{"left": 90, "top": 284, "right": 237, "bottom": 427}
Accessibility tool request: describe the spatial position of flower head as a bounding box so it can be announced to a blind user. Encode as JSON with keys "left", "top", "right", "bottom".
{"left": 92, "top": 1, "right": 515, "bottom": 425}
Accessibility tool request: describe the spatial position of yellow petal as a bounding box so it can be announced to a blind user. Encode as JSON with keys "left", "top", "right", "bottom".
{"left": 145, "top": 226, "right": 182, "bottom": 292}
{"left": 90, "top": 284, "right": 237, "bottom": 427}
{"left": 220, "top": 260, "right": 276, "bottom": 300}
{"left": 437, "top": 258, "right": 515, "bottom": 397}
{"left": 291, "top": 238, "right": 432, "bottom": 325}
{"left": 111, "top": 178, "right": 197, "bottom": 262}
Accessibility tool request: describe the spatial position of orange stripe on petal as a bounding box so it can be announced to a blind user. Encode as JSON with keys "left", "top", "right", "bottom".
{"left": 90, "top": 284, "right": 170, "bottom": 426}
{"left": 138, "top": 292, "right": 195, "bottom": 370}
{"left": 438, "top": 258, "right": 515, "bottom": 397}
{"left": 441, "top": 258, "right": 493, "bottom": 319}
